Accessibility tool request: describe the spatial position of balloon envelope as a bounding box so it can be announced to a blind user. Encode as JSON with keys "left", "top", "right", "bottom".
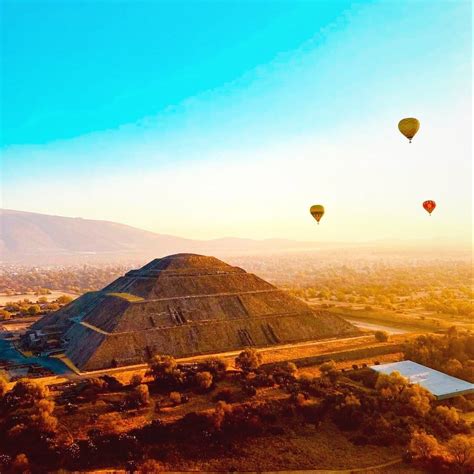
{"left": 310, "top": 205, "right": 325, "bottom": 223}
{"left": 423, "top": 200, "right": 436, "bottom": 215}
{"left": 398, "top": 118, "right": 420, "bottom": 142}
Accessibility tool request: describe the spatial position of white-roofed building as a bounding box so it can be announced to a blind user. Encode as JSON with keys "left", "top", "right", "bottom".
{"left": 371, "top": 360, "right": 474, "bottom": 400}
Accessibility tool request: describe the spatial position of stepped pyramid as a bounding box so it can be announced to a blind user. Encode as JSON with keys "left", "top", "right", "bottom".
{"left": 31, "top": 254, "right": 357, "bottom": 371}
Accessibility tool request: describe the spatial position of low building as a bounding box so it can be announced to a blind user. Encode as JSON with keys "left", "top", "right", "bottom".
{"left": 371, "top": 360, "right": 474, "bottom": 400}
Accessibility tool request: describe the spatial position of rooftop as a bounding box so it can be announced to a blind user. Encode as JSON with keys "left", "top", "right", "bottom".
{"left": 371, "top": 360, "right": 474, "bottom": 400}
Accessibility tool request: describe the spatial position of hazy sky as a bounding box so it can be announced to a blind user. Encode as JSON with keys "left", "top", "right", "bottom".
{"left": 1, "top": 0, "right": 472, "bottom": 242}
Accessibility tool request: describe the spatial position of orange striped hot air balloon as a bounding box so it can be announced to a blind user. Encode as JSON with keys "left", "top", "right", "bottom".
{"left": 423, "top": 200, "right": 436, "bottom": 215}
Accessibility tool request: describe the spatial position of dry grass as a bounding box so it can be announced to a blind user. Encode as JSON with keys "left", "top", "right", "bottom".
{"left": 325, "top": 306, "right": 473, "bottom": 332}
{"left": 299, "top": 352, "right": 404, "bottom": 378}
{"left": 106, "top": 292, "right": 144, "bottom": 302}
{"left": 143, "top": 420, "right": 402, "bottom": 472}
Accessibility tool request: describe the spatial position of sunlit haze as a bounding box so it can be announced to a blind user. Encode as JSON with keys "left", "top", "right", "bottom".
{"left": 1, "top": 1, "right": 471, "bottom": 243}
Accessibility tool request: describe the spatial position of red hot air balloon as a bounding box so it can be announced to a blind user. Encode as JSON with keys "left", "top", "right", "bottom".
{"left": 423, "top": 200, "right": 436, "bottom": 215}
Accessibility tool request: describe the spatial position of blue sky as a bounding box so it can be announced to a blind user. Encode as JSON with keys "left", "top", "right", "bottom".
{"left": 2, "top": 0, "right": 357, "bottom": 145}
{"left": 1, "top": 0, "right": 472, "bottom": 242}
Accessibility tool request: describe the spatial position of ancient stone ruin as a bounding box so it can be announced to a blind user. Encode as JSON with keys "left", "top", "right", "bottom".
{"left": 28, "top": 254, "right": 357, "bottom": 371}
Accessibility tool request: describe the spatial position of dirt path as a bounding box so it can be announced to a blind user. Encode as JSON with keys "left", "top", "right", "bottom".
{"left": 71, "top": 334, "right": 372, "bottom": 377}
{"left": 279, "top": 457, "right": 403, "bottom": 473}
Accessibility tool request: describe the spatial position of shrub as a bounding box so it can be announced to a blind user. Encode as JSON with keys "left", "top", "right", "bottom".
{"left": 0, "top": 374, "right": 8, "bottom": 397}
{"left": 129, "top": 374, "right": 143, "bottom": 387}
{"left": 319, "top": 360, "right": 339, "bottom": 383}
{"left": 32, "top": 398, "right": 58, "bottom": 433}
{"left": 434, "top": 405, "right": 460, "bottom": 429}
{"left": 100, "top": 375, "right": 123, "bottom": 391}
{"left": 28, "top": 304, "right": 41, "bottom": 315}
{"left": 235, "top": 349, "right": 262, "bottom": 372}
{"left": 281, "top": 362, "right": 298, "bottom": 376}
{"left": 129, "top": 384, "right": 150, "bottom": 408}
{"left": 374, "top": 330, "right": 389, "bottom": 342}
{"left": 169, "top": 391, "right": 182, "bottom": 405}
{"left": 409, "top": 431, "right": 441, "bottom": 460}
{"left": 213, "top": 388, "right": 234, "bottom": 403}
{"left": 11, "top": 453, "right": 30, "bottom": 473}
{"left": 210, "top": 401, "right": 233, "bottom": 430}
{"left": 4, "top": 379, "right": 50, "bottom": 409}
{"left": 446, "top": 434, "right": 474, "bottom": 470}
{"left": 195, "top": 371, "right": 213, "bottom": 391}
{"left": 332, "top": 394, "right": 362, "bottom": 430}
{"left": 147, "top": 355, "right": 183, "bottom": 388}
{"left": 139, "top": 459, "right": 164, "bottom": 472}
{"left": 82, "top": 378, "right": 107, "bottom": 402}
{"left": 198, "top": 358, "right": 228, "bottom": 381}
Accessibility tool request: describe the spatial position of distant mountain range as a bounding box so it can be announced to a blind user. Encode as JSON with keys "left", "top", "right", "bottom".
{"left": 1, "top": 209, "right": 469, "bottom": 264}
{"left": 0, "top": 209, "right": 328, "bottom": 263}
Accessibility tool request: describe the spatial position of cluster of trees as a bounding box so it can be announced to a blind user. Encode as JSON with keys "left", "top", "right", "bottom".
{"left": 404, "top": 330, "right": 474, "bottom": 383}
{"left": 0, "top": 376, "right": 60, "bottom": 472}
{"left": 283, "top": 261, "right": 472, "bottom": 318}
{"left": 408, "top": 431, "right": 474, "bottom": 471}
{"left": 0, "top": 264, "right": 129, "bottom": 294}
{"left": 0, "top": 348, "right": 472, "bottom": 472}
{"left": 0, "top": 295, "right": 74, "bottom": 320}
{"left": 146, "top": 355, "right": 227, "bottom": 393}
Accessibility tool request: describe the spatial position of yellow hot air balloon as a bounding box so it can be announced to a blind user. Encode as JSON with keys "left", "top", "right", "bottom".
{"left": 398, "top": 117, "right": 420, "bottom": 143}
{"left": 310, "top": 205, "right": 325, "bottom": 225}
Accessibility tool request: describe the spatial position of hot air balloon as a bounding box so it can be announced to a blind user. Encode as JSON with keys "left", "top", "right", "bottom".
{"left": 310, "top": 205, "right": 325, "bottom": 224}
{"left": 423, "top": 200, "right": 436, "bottom": 215}
{"left": 398, "top": 118, "right": 420, "bottom": 143}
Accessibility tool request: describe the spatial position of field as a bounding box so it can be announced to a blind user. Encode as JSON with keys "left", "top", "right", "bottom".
{"left": 46, "top": 364, "right": 407, "bottom": 471}
{"left": 0, "top": 255, "right": 472, "bottom": 472}
{"left": 324, "top": 305, "right": 472, "bottom": 332}
{"left": 0, "top": 291, "right": 78, "bottom": 306}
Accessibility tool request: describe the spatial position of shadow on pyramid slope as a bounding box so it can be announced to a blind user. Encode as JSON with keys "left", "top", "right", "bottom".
{"left": 27, "top": 254, "right": 359, "bottom": 371}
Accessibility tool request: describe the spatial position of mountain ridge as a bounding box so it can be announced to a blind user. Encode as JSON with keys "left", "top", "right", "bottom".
{"left": 1, "top": 209, "right": 468, "bottom": 264}
{"left": 0, "top": 209, "right": 327, "bottom": 263}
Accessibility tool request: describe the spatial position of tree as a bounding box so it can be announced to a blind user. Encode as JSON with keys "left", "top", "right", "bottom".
{"left": 28, "top": 304, "right": 41, "bottom": 316}
{"left": 32, "top": 398, "right": 58, "bottom": 433}
{"left": 147, "top": 355, "right": 183, "bottom": 387}
{"left": 0, "top": 309, "right": 12, "bottom": 320}
{"left": 210, "top": 401, "right": 232, "bottom": 430}
{"left": 446, "top": 435, "right": 474, "bottom": 469}
{"left": 195, "top": 371, "right": 213, "bottom": 391}
{"left": 443, "top": 358, "right": 463, "bottom": 377}
{"left": 129, "top": 374, "right": 143, "bottom": 387}
{"left": 11, "top": 453, "right": 30, "bottom": 474}
{"left": 375, "top": 371, "right": 408, "bottom": 399}
{"left": 199, "top": 357, "right": 228, "bottom": 380}
{"left": 405, "top": 385, "right": 432, "bottom": 417}
{"left": 0, "top": 374, "right": 8, "bottom": 397}
{"left": 333, "top": 394, "right": 362, "bottom": 430}
{"left": 281, "top": 362, "right": 298, "bottom": 376}
{"left": 139, "top": 459, "right": 163, "bottom": 472}
{"left": 374, "top": 330, "right": 389, "bottom": 342}
{"left": 82, "top": 378, "right": 107, "bottom": 401}
{"left": 169, "top": 391, "right": 182, "bottom": 405}
{"left": 56, "top": 295, "right": 73, "bottom": 305}
{"left": 409, "top": 431, "right": 441, "bottom": 460}
{"left": 435, "top": 405, "right": 460, "bottom": 428}
{"left": 319, "top": 360, "right": 339, "bottom": 383}
{"left": 7, "top": 379, "right": 50, "bottom": 408}
{"left": 130, "top": 384, "right": 150, "bottom": 407}
{"left": 235, "top": 349, "right": 262, "bottom": 372}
